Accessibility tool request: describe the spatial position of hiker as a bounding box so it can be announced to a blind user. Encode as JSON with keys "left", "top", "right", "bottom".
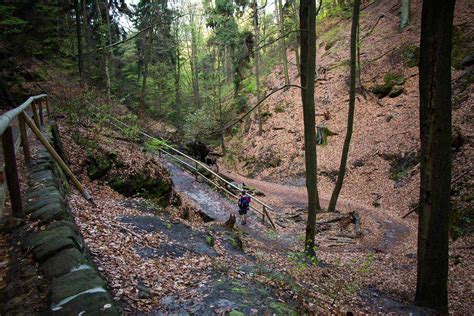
{"left": 238, "top": 190, "right": 251, "bottom": 225}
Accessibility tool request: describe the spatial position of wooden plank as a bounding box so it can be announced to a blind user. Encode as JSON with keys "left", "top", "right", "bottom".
{"left": 2, "top": 126, "right": 23, "bottom": 218}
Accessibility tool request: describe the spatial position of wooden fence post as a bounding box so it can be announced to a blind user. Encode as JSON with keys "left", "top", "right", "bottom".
{"left": 18, "top": 113, "right": 31, "bottom": 165}
{"left": 2, "top": 126, "right": 23, "bottom": 218}
{"left": 38, "top": 101, "right": 44, "bottom": 126}
{"left": 45, "top": 97, "right": 51, "bottom": 121}
{"left": 31, "top": 102, "right": 41, "bottom": 128}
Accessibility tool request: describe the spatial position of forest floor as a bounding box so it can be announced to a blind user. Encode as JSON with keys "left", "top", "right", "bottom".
{"left": 57, "top": 119, "right": 472, "bottom": 314}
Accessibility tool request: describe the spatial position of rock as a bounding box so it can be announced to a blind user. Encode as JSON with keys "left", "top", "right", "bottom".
{"left": 161, "top": 296, "right": 180, "bottom": 310}
{"left": 388, "top": 85, "right": 404, "bottom": 98}
{"left": 108, "top": 173, "right": 172, "bottom": 205}
{"left": 137, "top": 284, "right": 152, "bottom": 299}
{"left": 29, "top": 170, "right": 56, "bottom": 186}
{"left": 461, "top": 52, "right": 474, "bottom": 68}
{"left": 50, "top": 269, "right": 106, "bottom": 304}
{"left": 86, "top": 151, "right": 116, "bottom": 180}
{"left": 33, "top": 237, "right": 76, "bottom": 262}
{"left": 26, "top": 225, "right": 81, "bottom": 251}
{"left": 51, "top": 291, "right": 118, "bottom": 315}
{"left": 372, "top": 84, "right": 392, "bottom": 98}
{"left": 41, "top": 248, "right": 88, "bottom": 279}
{"left": 26, "top": 193, "right": 65, "bottom": 214}
{"left": 25, "top": 187, "right": 64, "bottom": 201}
{"left": 30, "top": 203, "right": 70, "bottom": 224}
{"left": 223, "top": 231, "right": 244, "bottom": 251}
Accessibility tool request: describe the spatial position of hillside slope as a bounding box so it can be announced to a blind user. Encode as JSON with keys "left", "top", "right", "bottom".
{"left": 225, "top": 0, "right": 473, "bottom": 218}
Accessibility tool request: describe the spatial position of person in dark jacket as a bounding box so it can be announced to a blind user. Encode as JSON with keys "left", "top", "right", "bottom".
{"left": 238, "top": 190, "right": 251, "bottom": 225}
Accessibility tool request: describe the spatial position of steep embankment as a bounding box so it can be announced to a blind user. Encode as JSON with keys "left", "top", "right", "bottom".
{"left": 225, "top": 0, "right": 473, "bottom": 218}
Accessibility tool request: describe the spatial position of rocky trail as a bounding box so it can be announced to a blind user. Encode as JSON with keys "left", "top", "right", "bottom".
{"left": 139, "top": 152, "right": 426, "bottom": 314}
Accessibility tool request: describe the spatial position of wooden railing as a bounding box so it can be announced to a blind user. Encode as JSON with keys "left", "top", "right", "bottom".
{"left": 0, "top": 94, "right": 95, "bottom": 221}
{"left": 107, "top": 116, "right": 277, "bottom": 229}
{"left": 0, "top": 94, "right": 49, "bottom": 219}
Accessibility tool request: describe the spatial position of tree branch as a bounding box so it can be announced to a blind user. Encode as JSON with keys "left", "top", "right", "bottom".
{"left": 217, "top": 84, "right": 304, "bottom": 133}
{"left": 83, "top": 26, "right": 152, "bottom": 55}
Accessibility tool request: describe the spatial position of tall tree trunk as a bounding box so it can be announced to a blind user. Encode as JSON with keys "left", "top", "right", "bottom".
{"left": 291, "top": 0, "right": 300, "bottom": 76}
{"left": 415, "top": 0, "right": 455, "bottom": 313}
{"left": 217, "top": 50, "right": 226, "bottom": 154}
{"left": 300, "top": 0, "right": 321, "bottom": 257}
{"left": 190, "top": 17, "right": 201, "bottom": 109}
{"left": 105, "top": 0, "right": 114, "bottom": 94}
{"left": 74, "top": 0, "right": 84, "bottom": 87}
{"left": 81, "top": 0, "right": 91, "bottom": 82}
{"left": 400, "top": 0, "right": 410, "bottom": 30}
{"left": 327, "top": 0, "right": 360, "bottom": 213}
{"left": 356, "top": 23, "right": 361, "bottom": 89}
{"left": 175, "top": 35, "right": 182, "bottom": 130}
{"left": 95, "top": 0, "right": 111, "bottom": 101}
{"left": 140, "top": 30, "right": 152, "bottom": 110}
{"left": 254, "top": 0, "right": 263, "bottom": 135}
{"left": 277, "top": 0, "right": 290, "bottom": 86}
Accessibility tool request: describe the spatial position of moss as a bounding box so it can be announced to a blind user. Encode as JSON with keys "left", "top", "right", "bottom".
{"left": 231, "top": 287, "right": 249, "bottom": 295}
{"left": 274, "top": 104, "right": 285, "bottom": 113}
{"left": 269, "top": 302, "right": 298, "bottom": 315}
{"left": 205, "top": 233, "right": 214, "bottom": 247}
{"left": 229, "top": 311, "right": 245, "bottom": 316}
{"left": 373, "top": 72, "right": 406, "bottom": 98}
{"left": 164, "top": 222, "right": 173, "bottom": 229}
{"left": 400, "top": 43, "right": 420, "bottom": 68}
{"left": 452, "top": 24, "right": 473, "bottom": 69}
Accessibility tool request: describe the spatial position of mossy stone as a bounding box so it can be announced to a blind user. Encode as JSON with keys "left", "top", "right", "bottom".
{"left": 388, "top": 85, "right": 404, "bottom": 98}
{"left": 50, "top": 269, "right": 106, "bottom": 304}
{"left": 41, "top": 248, "right": 88, "bottom": 279}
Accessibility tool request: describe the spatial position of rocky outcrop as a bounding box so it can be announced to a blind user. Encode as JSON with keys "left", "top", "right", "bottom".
{"left": 85, "top": 145, "right": 173, "bottom": 207}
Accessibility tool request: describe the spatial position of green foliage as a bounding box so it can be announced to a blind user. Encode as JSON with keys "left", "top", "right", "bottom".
{"left": 287, "top": 251, "right": 318, "bottom": 271}
{"left": 400, "top": 43, "right": 420, "bottom": 68}
{"left": 0, "top": 5, "right": 27, "bottom": 35}
{"left": 383, "top": 72, "right": 405, "bottom": 86}
{"left": 322, "top": 25, "right": 343, "bottom": 51}
{"left": 183, "top": 109, "right": 217, "bottom": 142}
{"left": 145, "top": 138, "right": 169, "bottom": 153}
{"left": 359, "top": 253, "right": 375, "bottom": 274}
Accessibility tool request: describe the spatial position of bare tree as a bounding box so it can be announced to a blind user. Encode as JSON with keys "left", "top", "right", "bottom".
{"left": 328, "top": 0, "right": 361, "bottom": 213}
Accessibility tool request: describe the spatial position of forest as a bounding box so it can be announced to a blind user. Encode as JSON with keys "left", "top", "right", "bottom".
{"left": 0, "top": 0, "right": 472, "bottom": 314}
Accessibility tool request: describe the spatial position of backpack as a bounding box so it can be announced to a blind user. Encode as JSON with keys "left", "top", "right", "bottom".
{"left": 239, "top": 196, "right": 250, "bottom": 208}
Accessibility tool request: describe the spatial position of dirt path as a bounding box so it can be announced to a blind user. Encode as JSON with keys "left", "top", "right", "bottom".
{"left": 220, "top": 168, "right": 413, "bottom": 253}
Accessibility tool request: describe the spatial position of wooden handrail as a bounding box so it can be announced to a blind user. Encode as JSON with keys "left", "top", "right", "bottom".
{"left": 0, "top": 94, "right": 47, "bottom": 135}
{"left": 106, "top": 115, "right": 277, "bottom": 229}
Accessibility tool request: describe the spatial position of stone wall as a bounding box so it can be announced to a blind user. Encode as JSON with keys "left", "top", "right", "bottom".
{"left": 11, "top": 127, "right": 118, "bottom": 314}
